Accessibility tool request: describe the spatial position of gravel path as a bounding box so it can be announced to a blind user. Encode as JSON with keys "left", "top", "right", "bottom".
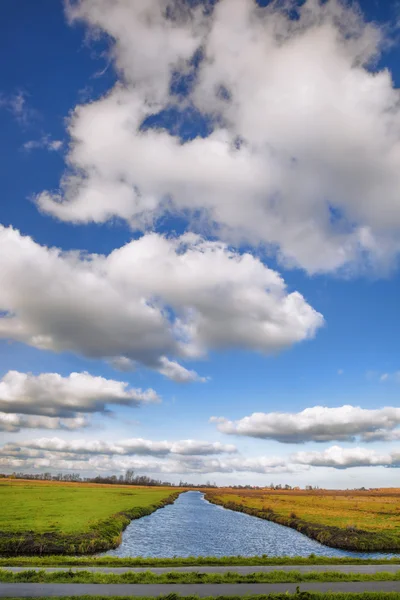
{"left": 3, "top": 564, "right": 400, "bottom": 574}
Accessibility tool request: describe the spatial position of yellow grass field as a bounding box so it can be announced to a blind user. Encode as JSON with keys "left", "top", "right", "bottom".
{"left": 206, "top": 488, "right": 400, "bottom": 552}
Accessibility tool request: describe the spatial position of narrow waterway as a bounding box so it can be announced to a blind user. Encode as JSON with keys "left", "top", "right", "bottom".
{"left": 104, "top": 491, "right": 400, "bottom": 559}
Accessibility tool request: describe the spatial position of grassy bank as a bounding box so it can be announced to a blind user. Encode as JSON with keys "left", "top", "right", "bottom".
{"left": 0, "top": 480, "right": 181, "bottom": 556}
{"left": 2, "top": 569, "right": 400, "bottom": 584}
{"left": 1, "top": 556, "right": 400, "bottom": 567}
{"left": 205, "top": 489, "right": 400, "bottom": 553}
{"left": 2, "top": 595, "right": 400, "bottom": 600}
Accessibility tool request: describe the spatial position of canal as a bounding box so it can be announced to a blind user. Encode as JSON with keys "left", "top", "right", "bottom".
{"left": 104, "top": 491, "right": 400, "bottom": 559}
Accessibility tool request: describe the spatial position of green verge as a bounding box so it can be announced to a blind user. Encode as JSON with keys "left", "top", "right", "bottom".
{"left": 2, "top": 594, "right": 400, "bottom": 600}
{"left": 205, "top": 495, "right": 400, "bottom": 553}
{"left": 1, "top": 556, "right": 400, "bottom": 567}
{"left": 0, "top": 492, "right": 181, "bottom": 556}
{"left": 2, "top": 569, "right": 400, "bottom": 583}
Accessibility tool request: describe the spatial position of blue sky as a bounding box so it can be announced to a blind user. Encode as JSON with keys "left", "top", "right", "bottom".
{"left": 1, "top": 0, "right": 400, "bottom": 486}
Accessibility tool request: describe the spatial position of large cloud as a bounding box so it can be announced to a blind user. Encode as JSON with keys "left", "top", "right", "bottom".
{"left": 36, "top": 0, "right": 400, "bottom": 274}
{"left": 0, "top": 227, "right": 322, "bottom": 377}
{"left": 3, "top": 446, "right": 399, "bottom": 474}
{"left": 0, "top": 438, "right": 237, "bottom": 457}
{"left": 2, "top": 438, "right": 399, "bottom": 474}
{"left": 211, "top": 405, "right": 400, "bottom": 443}
{"left": 0, "top": 437, "right": 299, "bottom": 475}
{"left": 291, "top": 445, "right": 400, "bottom": 469}
{"left": 0, "top": 371, "right": 159, "bottom": 418}
{"left": 0, "top": 455, "right": 300, "bottom": 475}
{"left": 0, "top": 440, "right": 299, "bottom": 475}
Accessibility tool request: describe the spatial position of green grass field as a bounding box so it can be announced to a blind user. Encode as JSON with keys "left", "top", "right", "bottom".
{"left": 0, "top": 480, "right": 180, "bottom": 555}
{"left": 0, "top": 480, "right": 178, "bottom": 534}
{"left": 2, "top": 556, "right": 400, "bottom": 567}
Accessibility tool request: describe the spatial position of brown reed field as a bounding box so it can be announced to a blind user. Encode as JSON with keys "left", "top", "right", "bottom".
{"left": 205, "top": 487, "right": 400, "bottom": 552}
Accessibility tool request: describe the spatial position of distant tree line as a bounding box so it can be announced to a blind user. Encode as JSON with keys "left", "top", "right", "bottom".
{"left": 178, "top": 480, "right": 218, "bottom": 488}
{"left": 0, "top": 470, "right": 175, "bottom": 487}
{"left": 1, "top": 472, "right": 369, "bottom": 491}
{"left": 0, "top": 471, "right": 220, "bottom": 488}
{"left": 0, "top": 470, "right": 223, "bottom": 487}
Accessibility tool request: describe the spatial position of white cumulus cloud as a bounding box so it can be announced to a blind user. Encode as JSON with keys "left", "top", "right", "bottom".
{"left": 34, "top": 0, "right": 400, "bottom": 274}
{"left": 291, "top": 445, "right": 400, "bottom": 469}
{"left": 0, "top": 226, "right": 322, "bottom": 378}
{"left": 0, "top": 437, "right": 237, "bottom": 458}
{"left": 211, "top": 405, "right": 400, "bottom": 443}
{"left": 0, "top": 370, "right": 160, "bottom": 418}
{"left": 0, "top": 441, "right": 300, "bottom": 475}
{"left": 0, "top": 413, "right": 87, "bottom": 433}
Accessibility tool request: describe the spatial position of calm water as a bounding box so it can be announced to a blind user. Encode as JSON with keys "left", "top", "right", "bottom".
{"left": 104, "top": 491, "right": 400, "bottom": 559}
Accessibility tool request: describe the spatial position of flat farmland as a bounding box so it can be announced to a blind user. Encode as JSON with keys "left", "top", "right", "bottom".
{"left": 0, "top": 479, "right": 180, "bottom": 556}
{"left": 205, "top": 488, "right": 400, "bottom": 552}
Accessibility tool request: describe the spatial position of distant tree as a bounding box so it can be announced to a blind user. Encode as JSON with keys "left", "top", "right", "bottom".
{"left": 125, "top": 469, "right": 135, "bottom": 483}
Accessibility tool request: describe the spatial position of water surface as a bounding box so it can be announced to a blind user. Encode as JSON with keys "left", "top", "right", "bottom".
{"left": 104, "top": 491, "right": 400, "bottom": 559}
